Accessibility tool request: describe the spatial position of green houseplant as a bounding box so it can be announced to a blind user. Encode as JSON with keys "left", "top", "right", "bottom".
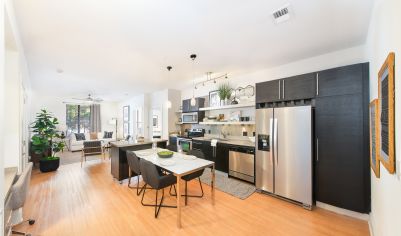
{"left": 217, "top": 83, "right": 232, "bottom": 106}
{"left": 31, "top": 109, "right": 65, "bottom": 172}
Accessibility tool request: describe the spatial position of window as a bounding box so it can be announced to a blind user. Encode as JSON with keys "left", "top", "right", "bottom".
{"left": 66, "top": 105, "right": 91, "bottom": 134}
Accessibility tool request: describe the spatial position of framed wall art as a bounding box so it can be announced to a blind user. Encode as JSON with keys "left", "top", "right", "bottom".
{"left": 369, "top": 99, "right": 380, "bottom": 178}
{"left": 123, "top": 106, "right": 130, "bottom": 138}
{"left": 209, "top": 90, "right": 220, "bottom": 107}
{"left": 378, "top": 52, "right": 395, "bottom": 174}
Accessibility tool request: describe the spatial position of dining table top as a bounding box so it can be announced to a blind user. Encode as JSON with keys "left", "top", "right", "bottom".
{"left": 134, "top": 148, "right": 214, "bottom": 176}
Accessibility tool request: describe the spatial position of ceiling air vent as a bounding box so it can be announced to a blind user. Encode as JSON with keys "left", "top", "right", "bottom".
{"left": 272, "top": 4, "right": 291, "bottom": 24}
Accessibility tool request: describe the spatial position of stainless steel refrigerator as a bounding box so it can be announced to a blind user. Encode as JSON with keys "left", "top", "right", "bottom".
{"left": 255, "top": 105, "right": 312, "bottom": 209}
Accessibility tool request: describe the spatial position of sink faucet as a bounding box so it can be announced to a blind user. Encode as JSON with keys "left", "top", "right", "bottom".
{"left": 220, "top": 130, "right": 228, "bottom": 139}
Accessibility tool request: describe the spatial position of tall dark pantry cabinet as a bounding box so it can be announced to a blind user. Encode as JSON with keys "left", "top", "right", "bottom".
{"left": 255, "top": 63, "right": 370, "bottom": 213}
{"left": 315, "top": 63, "right": 370, "bottom": 213}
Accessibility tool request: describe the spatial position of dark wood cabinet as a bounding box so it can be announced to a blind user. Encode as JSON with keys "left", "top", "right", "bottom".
{"left": 282, "top": 73, "right": 317, "bottom": 100}
{"left": 256, "top": 80, "right": 281, "bottom": 103}
{"left": 315, "top": 62, "right": 370, "bottom": 213}
{"left": 192, "top": 140, "right": 213, "bottom": 161}
{"left": 182, "top": 99, "right": 191, "bottom": 113}
{"left": 317, "top": 63, "right": 366, "bottom": 97}
{"left": 216, "top": 143, "right": 229, "bottom": 173}
{"left": 182, "top": 98, "right": 205, "bottom": 112}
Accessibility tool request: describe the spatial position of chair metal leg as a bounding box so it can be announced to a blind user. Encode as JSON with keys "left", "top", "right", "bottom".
{"left": 12, "top": 231, "right": 29, "bottom": 236}
{"left": 169, "top": 177, "right": 203, "bottom": 206}
{"left": 128, "top": 174, "right": 151, "bottom": 196}
{"left": 141, "top": 187, "right": 176, "bottom": 218}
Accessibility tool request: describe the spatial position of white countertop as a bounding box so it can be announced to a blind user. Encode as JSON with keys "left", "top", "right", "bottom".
{"left": 134, "top": 148, "right": 214, "bottom": 175}
{"left": 110, "top": 139, "right": 167, "bottom": 148}
{"left": 192, "top": 137, "right": 255, "bottom": 148}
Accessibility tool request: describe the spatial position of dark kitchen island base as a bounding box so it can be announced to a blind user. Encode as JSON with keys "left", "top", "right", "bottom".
{"left": 110, "top": 140, "right": 167, "bottom": 182}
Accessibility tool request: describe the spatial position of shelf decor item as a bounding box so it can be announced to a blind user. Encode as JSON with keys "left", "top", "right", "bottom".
{"left": 369, "top": 99, "right": 380, "bottom": 178}
{"left": 217, "top": 83, "right": 233, "bottom": 106}
{"left": 378, "top": 52, "right": 395, "bottom": 174}
{"left": 209, "top": 90, "right": 220, "bottom": 107}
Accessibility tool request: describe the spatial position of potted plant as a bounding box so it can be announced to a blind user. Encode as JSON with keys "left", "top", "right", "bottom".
{"left": 217, "top": 83, "right": 232, "bottom": 106}
{"left": 31, "top": 109, "right": 65, "bottom": 172}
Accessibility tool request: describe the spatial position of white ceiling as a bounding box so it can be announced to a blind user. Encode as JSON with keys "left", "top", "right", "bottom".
{"left": 13, "top": 0, "right": 374, "bottom": 101}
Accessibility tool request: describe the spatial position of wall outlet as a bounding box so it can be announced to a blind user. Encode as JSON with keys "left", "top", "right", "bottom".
{"left": 397, "top": 160, "right": 401, "bottom": 180}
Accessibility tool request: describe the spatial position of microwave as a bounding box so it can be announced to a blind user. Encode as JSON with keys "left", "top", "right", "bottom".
{"left": 182, "top": 112, "right": 202, "bottom": 124}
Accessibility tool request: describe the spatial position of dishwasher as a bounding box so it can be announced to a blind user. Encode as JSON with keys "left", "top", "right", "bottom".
{"left": 228, "top": 146, "right": 255, "bottom": 183}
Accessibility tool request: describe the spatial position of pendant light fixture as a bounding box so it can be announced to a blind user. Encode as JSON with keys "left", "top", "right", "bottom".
{"left": 166, "top": 66, "right": 173, "bottom": 109}
{"left": 190, "top": 54, "right": 197, "bottom": 106}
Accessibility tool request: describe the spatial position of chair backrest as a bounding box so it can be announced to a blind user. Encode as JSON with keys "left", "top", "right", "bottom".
{"left": 83, "top": 141, "right": 102, "bottom": 154}
{"left": 126, "top": 151, "right": 141, "bottom": 175}
{"left": 166, "top": 144, "right": 177, "bottom": 152}
{"left": 187, "top": 149, "right": 205, "bottom": 159}
{"left": 10, "top": 162, "right": 33, "bottom": 210}
{"left": 139, "top": 159, "right": 161, "bottom": 189}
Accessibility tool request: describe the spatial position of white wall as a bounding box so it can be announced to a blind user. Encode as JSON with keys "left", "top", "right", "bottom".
{"left": 117, "top": 89, "right": 181, "bottom": 140}
{"left": 1, "top": 0, "right": 6, "bottom": 232}
{"left": 118, "top": 94, "right": 146, "bottom": 139}
{"left": 181, "top": 45, "right": 366, "bottom": 99}
{"left": 4, "top": 49, "right": 21, "bottom": 168}
{"left": 365, "top": 0, "right": 401, "bottom": 235}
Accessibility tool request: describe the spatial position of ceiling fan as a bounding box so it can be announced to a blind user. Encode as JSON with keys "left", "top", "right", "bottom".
{"left": 64, "top": 94, "right": 104, "bottom": 104}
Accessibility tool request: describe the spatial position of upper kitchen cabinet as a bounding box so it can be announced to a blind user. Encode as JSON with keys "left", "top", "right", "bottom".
{"left": 316, "top": 63, "right": 368, "bottom": 97}
{"left": 182, "top": 97, "right": 205, "bottom": 112}
{"left": 281, "top": 73, "right": 317, "bottom": 101}
{"left": 256, "top": 80, "right": 281, "bottom": 103}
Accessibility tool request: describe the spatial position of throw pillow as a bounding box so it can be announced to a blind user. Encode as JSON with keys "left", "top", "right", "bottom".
{"left": 75, "top": 133, "right": 86, "bottom": 141}
{"left": 90, "top": 132, "right": 98, "bottom": 140}
{"left": 103, "top": 131, "right": 113, "bottom": 139}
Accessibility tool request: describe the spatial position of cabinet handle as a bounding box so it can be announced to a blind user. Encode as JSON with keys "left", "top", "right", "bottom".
{"left": 283, "top": 80, "right": 285, "bottom": 99}
{"left": 316, "top": 73, "right": 319, "bottom": 96}
{"left": 278, "top": 80, "right": 281, "bottom": 99}
{"left": 316, "top": 138, "right": 319, "bottom": 161}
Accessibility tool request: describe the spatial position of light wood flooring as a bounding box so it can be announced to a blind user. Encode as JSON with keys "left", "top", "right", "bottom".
{"left": 15, "top": 158, "right": 370, "bottom": 236}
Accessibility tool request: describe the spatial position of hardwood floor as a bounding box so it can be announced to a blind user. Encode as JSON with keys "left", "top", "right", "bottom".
{"left": 15, "top": 158, "right": 370, "bottom": 236}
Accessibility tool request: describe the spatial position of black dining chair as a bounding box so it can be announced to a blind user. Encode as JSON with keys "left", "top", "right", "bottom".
{"left": 140, "top": 159, "right": 177, "bottom": 218}
{"left": 170, "top": 149, "right": 205, "bottom": 205}
{"left": 166, "top": 144, "right": 177, "bottom": 152}
{"left": 126, "top": 151, "right": 151, "bottom": 196}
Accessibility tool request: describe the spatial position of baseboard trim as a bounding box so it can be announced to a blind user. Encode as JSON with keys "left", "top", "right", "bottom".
{"left": 368, "top": 217, "right": 374, "bottom": 236}
{"left": 316, "top": 201, "right": 370, "bottom": 221}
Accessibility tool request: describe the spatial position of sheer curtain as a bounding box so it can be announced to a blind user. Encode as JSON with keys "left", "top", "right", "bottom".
{"left": 90, "top": 104, "right": 101, "bottom": 132}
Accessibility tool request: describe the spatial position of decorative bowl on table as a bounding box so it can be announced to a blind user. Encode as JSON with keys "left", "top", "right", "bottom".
{"left": 157, "top": 151, "right": 174, "bottom": 158}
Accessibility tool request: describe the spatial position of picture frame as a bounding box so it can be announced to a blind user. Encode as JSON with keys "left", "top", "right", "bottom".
{"left": 378, "top": 52, "right": 395, "bottom": 174}
{"left": 123, "top": 106, "right": 130, "bottom": 122}
{"left": 153, "top": 115, "right": 158, "bottom": 128}
{"left": 209, "top": 90, "right": 220, "bottom": 107}
{"left": 369, "top": 99, "right": 380, "bottom": 178}
{"left": 123, "top": 106, "right": 130, "bottom": 138}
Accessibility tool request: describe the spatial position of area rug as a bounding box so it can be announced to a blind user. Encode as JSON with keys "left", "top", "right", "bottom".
{"left": 58, "top": 151, "right": 106, "bottom": 166}
{"left": 200, "top": 168, "right": 256, "bottom": 200}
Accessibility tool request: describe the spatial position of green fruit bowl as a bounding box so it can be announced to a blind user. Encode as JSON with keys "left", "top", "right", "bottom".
{"left": 157, "top": 151, "right": 174, "bottom": 158}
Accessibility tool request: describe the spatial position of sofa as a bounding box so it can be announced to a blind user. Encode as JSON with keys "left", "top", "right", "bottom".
{"left": 68, "top": 132, "right": 115, "bottom": 152}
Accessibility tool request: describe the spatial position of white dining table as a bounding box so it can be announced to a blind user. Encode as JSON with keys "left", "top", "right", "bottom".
{"left": 134, "top": 148, "right": 215, "bottom": 228}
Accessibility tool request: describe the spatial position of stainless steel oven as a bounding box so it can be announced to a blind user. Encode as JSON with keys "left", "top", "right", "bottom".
{"left": 181, "top": 112, "right": 199, "bottom": 124}
{"left": 229, "top": 146, "right": 255, "bottom": 183}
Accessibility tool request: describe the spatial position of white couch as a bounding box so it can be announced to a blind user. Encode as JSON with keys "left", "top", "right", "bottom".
{"left": 68, "top": 132, "right": 116, "bottom": 152}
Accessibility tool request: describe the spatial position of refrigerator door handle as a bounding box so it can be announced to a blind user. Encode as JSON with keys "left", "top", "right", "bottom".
{"left": 316, "top": 138, "right": 319, "bottom": 161}
{"left": 269, "top": 118, "right": 274, "bottom": 166}
{"left": 278, "top": 80, "right": 281, "bottom": 100}
{"left": 274, "top": 118, "right": 278, "bottom": 166}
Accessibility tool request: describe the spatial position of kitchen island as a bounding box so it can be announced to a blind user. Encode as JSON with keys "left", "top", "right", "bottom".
{"left": 109, "top": 139, "right": 167, "bottom": 182}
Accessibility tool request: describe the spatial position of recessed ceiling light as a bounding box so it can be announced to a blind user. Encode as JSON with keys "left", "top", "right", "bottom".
{"left": 56, "top": 68, "right": 64, "bottom": 74}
